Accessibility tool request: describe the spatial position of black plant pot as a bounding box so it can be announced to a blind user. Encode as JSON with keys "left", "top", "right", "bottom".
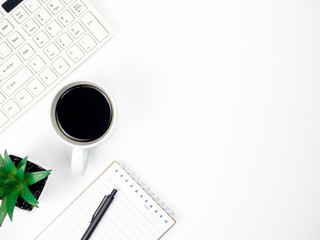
{"left": 2, "top": 155, "right": 50, "bottom": 211}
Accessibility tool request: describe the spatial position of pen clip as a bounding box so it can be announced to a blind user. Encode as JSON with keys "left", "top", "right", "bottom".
{"left": 90, "top": 196, "right": 107, "bottom": 223}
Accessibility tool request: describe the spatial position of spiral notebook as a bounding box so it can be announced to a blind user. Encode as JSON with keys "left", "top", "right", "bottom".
{"left": 36, "top": 161, "right": 176, "bottom": 240}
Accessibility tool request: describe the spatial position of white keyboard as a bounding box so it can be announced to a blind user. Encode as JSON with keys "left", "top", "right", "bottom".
{"left": 0, "top": 0, "right": 113, "bottom": 132}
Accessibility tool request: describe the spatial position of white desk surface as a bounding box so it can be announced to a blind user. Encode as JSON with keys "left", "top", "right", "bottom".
{"left": 1, "top": 0, "right": 320, "bottom": 239}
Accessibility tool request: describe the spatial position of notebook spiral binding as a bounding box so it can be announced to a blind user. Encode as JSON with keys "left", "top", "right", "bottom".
{"left": 118, "top": 161, "right": 175, "bottom": 219}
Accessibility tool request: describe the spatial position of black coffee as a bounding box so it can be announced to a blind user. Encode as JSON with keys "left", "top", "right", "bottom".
{"left": 55, "top": 84, "right": 113, "bottom": 142}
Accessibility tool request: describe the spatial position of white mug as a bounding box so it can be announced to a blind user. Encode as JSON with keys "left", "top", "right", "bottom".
{"left": 50, "top": 80, "right": 116, "bottom": 175}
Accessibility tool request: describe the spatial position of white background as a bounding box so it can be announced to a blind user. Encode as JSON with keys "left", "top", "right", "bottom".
{"left": 1, "top": 0, "right": 320, "bottom": 239}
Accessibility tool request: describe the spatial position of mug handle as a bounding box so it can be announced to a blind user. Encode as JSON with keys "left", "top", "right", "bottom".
{"left": 71, "top": 148, "right": 88, "bottom": 175}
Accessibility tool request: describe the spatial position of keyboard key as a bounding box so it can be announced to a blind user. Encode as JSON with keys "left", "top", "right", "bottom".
{"left": 40, "top": 68, "right": 58, "bottom": 85}
{"left": 70, "top": 0, "right": 87, "bottom": 17}
{"left": 67, "top": 44, "right": 84, "bottom": 63}
{"left": 29, "top": 55, "right": 45, "bottom": 72}
{"left": 44, "top": 43, "right": 60, "bottom": 59}
{"left": 33, "top": 31, "right": 50, "bottom": 47}
{"left": 2, "top": 99, "right": 21, "bottom": 117}
{"left": 18, "top": 43, "right": 35, "bottom": 61}
{"left": 0, "top": 42, "right": 12, "bottom": 59}
{"left": 0, "top": 19, "right": 13, "bottom": 36}
{"left": 0, "top": 111, "right": 8, "bottom": 127}
{"left": 27, "top": 78, "right": 46, "bottom": 96}
{"left": 24, "top": 0, "right": 41, "bottom": 13}
{"left": 79, "top": 34, "right": 96, "bottom": 52}
{"left": 68, "top": 22, "right": 85, "bottom": 39}
{"left": 23, "top": 19, "right": 39, "bottom": 35}
{"left": 12, "top": 7, "right": 29, "bottom": 23}
{"left": 47, "top": 0, "right": 64, "bottom": 15}
{"left": 58, "top": 10, "right": 74, "bottom": 27}
{"left": 46, "top": 20, "right": 62, "bottom": 37}
{"left": 7, "top": 31, "right": 25, "bottom": 49}
{"left": 81, "top": 12, "right": 109, "bottom": 42}
{"left": 0, "top": 93, "right": 5, "bottom": 104}
{"left": 15, "top": 89, "right": 33, "bottom": 107}
{"left": 1, "top": 67, "right": 33, "bottom": 96}
{"left": 0, "top": 54, "right": 23, "bottom": 79}
{"left": 56, "top": 32, "right": 72, "bottom": 49}
{"left": 35, "top": 8, "right": 52, "bottom": 25}
{"left": 52, "top": 57, "right": 70, "bottom": 75}
{"left": 62, "top": 0, "right": 72, "bottom": 4}
{"left": 0, "top": 12, "right": 3, "bottom": 19}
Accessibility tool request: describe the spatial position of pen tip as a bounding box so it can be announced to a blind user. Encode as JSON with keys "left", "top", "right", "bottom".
{"left": 111, "top": 189, "right": 117, "bottom": 197}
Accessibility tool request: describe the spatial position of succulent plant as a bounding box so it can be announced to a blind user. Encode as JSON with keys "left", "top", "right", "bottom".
{"left": 0, "top": 150, "right": 52, "bottom": 226}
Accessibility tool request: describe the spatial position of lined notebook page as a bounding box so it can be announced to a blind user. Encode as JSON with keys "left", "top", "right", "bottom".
{"left": 36, "top": 162, "right": 175, "bottom": 240}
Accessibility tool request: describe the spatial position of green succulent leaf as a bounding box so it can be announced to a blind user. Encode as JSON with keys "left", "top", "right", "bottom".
{"left": 0, "top": 186, "right": 16, "bottom": 198}
{"left": 15, "top": 157, "right": 27, "bottom": 182}
{"left": 20, "top": 185, "right": 38, "bottom": 208}
{"left": 3, "top": 151, "right": 17, "bottom": 174}
{"left": 3, "top": 177, "right": 19, "bottom": 186}
{"left": 16, "top": 157, "right": 28, "bottom": 171}
{"left": 24, "top": 170, "right": 52, "bottom": 186}
{"left": 0, "top": 195, "right": 8, "bottom": 227}
{"left": 0, "top": 154, "right": 4, "bottom": 168}
{"left": 0, "top": 167, "right": 6, "bottom": 176}
{"left": 0, "top": 177, "right": 6, "bottom": 184}
{"left": 6, "top": 187, "right": 20, "bottom": 221}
